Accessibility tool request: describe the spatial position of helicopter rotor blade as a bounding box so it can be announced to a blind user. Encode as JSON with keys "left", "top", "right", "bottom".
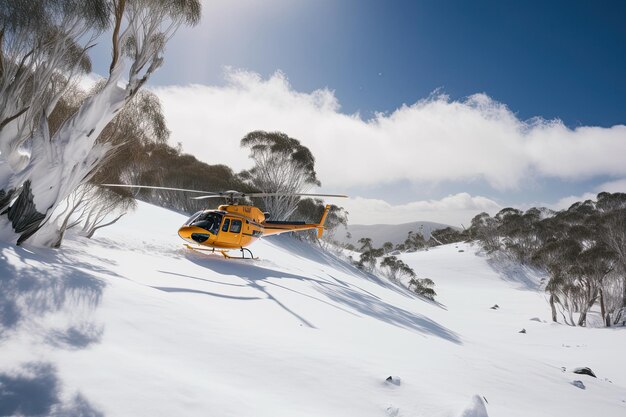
{"left": 103, "top": 184, "right": 348, "bottom": 200}
{"left": 192, "top": 192, "right": 348, "bottom": 200}
{"left": 244, "top": 192, "right": 348, "bottom": 198}
{"left": 190, "top": 195, "right": 230, "bottom": 200}
{"left": 101, "top": 184, "right": 220, "bottom": 195}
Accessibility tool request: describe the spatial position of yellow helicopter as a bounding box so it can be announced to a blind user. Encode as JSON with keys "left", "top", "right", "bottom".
{"left": 103, "top": 185, "right": 347, "bottom": 259}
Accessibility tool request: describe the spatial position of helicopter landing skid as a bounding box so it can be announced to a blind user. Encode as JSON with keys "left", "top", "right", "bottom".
{"left": 184, "top": 244, "right": 258, "bottom": 260}
{"left": 220, "top": 247, "right": 257, "bottom": 260}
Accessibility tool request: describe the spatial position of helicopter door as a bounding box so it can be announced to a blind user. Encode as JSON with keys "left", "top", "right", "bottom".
{"left": 220, "top": 217, "right": 243, "bottom": 246}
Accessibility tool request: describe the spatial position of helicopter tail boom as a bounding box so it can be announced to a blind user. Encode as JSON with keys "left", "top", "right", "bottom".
{"left": 260, "top": 205, "right": 332, "bottom": 238}
{"left": 316, "top": 204, "right": 331, "bottom": 238}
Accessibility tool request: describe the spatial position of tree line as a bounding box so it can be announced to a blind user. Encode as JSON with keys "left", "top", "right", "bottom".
{"left": 344, "top": 227, "right": 467, "bottom": 254}
{"left": 342, "top": 224, "right": 471, "bottom": 302}
{"left": 469, "top": 192, "right": 626, "bottom": 327}
{"left": 351, "top": 237, "right": 437, "bottom": 301}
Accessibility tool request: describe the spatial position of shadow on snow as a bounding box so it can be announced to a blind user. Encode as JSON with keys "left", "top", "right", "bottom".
{"left": 0, "top": 241, "right": 109, "bottom": 348}
{"left": 182, "top": 241, "right": 461, "bottom": 344}
{"left": 486, "top": 251, "right": 543, "bottom": 291}
{"left": 0, "top": 362, "right": 103, "bottom": 417}
{"left": 0, "top": 242, "right": 114, "bottom": 414}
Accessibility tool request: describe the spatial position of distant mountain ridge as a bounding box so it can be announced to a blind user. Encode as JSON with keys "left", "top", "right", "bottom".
{"left": 335, "top": 221, "right": 457, "bottom": 248}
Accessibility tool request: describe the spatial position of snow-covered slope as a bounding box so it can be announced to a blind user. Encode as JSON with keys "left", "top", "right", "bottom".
{"left": 336, "top": 221, "right": 456, "bottom": 247}
{"left": 1, "top": 202, "right": 625, "bottom": 417}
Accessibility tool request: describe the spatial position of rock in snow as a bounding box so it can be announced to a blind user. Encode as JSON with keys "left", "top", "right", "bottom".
{"left": 458, "top": 395, "right": 489, "bottom": 417}
{"left": 385, "top": 405, "right": 400, "bottom": 416}
{"left": 572, "top": 380, "right": 586, "bottom": 390}
{"left": 573, "top": 367, "right": 597, "bottom": 378}
{"left": 385, "top": 376, "right": 401, "bottom": 386}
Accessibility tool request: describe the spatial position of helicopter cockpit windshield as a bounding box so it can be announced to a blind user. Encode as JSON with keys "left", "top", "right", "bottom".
{"left": 186, "top": 211, "right": 223, "bottom": 235}
{"left": 184, "top": 211, "right": 203, "bottom": 226}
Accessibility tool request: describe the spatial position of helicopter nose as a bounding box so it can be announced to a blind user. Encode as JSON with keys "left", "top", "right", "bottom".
{"left": 178, "top": 226, "right": 211, "bottom": 244}
{"left": 178, "top": 226, "right": 193, "bottom": 240}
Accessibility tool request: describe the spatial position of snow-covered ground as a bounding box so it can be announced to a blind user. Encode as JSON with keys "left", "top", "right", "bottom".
{"left": 1, "top": 202, "right": 625, "bottom": 417}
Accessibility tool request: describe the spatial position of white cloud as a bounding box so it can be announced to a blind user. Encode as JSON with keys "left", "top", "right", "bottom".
{"left": 151, "top": 69, "right": 626, "bottom": 192}
{"left": 547, "top": 193, "right": 598, "bottom": 211}
{"left": 340, "top": 193, "right": 502, "bottom": 226}
{"left": 597, "top": 178, "right": 626, "bottom": 193}
{"left": 543, "top": 177, "right": 626, "bottom": 211}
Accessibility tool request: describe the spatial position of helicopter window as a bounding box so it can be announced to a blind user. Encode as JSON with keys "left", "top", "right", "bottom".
{"left": 222, "top": 218, "right": 231, "bottom": 232}
{"left": 229, "top": 219, "right": 242, "bottom": 233}
{"left": 184, "top": 211, "right": 203, "bottom": 226}
{"left": 191, "top": 212, "right": 223, "bottom": 235}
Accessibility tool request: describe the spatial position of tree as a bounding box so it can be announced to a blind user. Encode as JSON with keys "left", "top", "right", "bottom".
{"left": 355, "top": 238, "right": 383, "bottom": 272}
{"left": 577, "top": 243, "right": 615, "bottom": 326}
{"left": 240, "top": 130, "right": 320, "bottom": 220}
{"left": 409, "top": 277, "right": 436, "bottom": 301}
{"left": 522, "top": 194, "right": 625, "bottom": 326}
{"left": 430, "top": 227, "right": 467, "bottom": 245}
{"left": 402, "top": 230, "right": 427, "bottom": 251}
{"left": 37, "top": 87, "right": 168, "bottom": 246}
{"left": 112, "top": 141, "right": 252, "bottom": 214}
{"left": 468, "top": 192, "right": 626, "bottom": 327}
{"left": 534, "top": 237, "right": 578, "bottom": 324}
{"left": 0, "top": 0, "right": 107, "bottom": 172}
{"left": 63, "top": 183, "right": 135, "bottom": 238}
{"left": 469, "top": 212, "right": 501, "bottom": 252}
{"left": 0, "top": 0, "right": 201, "bottom": 246}
{"left": 292, "top": 198, "right": 348, "bottom": 248}
{"left": 352, "top": 240, "right": 438, "bottom": 300}
{"left": 596, "top": 192, "right": 626, "bottom": 323}
{"left": 358, "top": 237, "right": 373, "bottom": 252}
{"left": 380, "top": 256, "right": 415, "bottom": 282}
{"left": 382, "top": 241, "right": 394, "bottom": 254}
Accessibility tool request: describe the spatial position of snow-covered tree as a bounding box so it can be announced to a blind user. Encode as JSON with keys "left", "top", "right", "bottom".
{"left": 240, "top": 130, "right": 320, "bottom": 221}
{"left": 380, "top": 255, "right": 415, "bottom": 283}
{"left": 358, "top": 237, "right": 373, "bottom": 252}
{"left": 408, "top": 277, "right": 436, "bottom": 301}
{"left": 77, "top": 184, "right": 135, "bottom": 238}
{"left": 0, "top": 0, "right": 107, "bottom": 174}
{"left": 596, "top": 192, "right": 626, "bottom": 323}
{"left": 0, "top": 0, "right": 201, "bottom": 246}
{"left": 356, "top": 241, "right": 383, "bottom": 272}
{"left": 400, "top": 230, "right": 427, "bottom": 251}
{"left": 600, "top": 271, "right": 624, "bottom": 326}
{"left": 469, "top": 212, "right": 501, "bottom": 252}
{"left": 467, "top": 193, "right": 625, "bottom": 326}
{"left": 382, "top": 241, "right": 393, "bottom": 254}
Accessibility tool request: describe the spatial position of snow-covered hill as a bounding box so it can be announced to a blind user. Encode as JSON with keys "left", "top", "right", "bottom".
{"left": 336, "top": 221, "right": 456, "bottom": 248}
{"left": 1, "top": 202, "right": 625, "bottom": 417}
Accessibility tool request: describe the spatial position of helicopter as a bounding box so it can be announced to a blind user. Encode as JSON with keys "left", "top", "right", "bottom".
{"left": 102, "top": 184, "right": 348, "bottom": 259}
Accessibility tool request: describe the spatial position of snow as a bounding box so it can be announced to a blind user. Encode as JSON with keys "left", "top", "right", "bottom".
{"left": 459, "top": 395, "right": 489, "bottom": 417}
{"left": 1, "top": 201, "right": 625, "bottom": 416}
{"left": 336, "top": 220, "right": 454, "bottom": 247}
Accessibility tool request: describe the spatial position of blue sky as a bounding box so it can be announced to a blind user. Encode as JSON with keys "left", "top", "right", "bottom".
{"left": 96, "top": 0, "right": 626, "bottom": 127}
{"left": 90, "top": 0, "right": 626, "bottom": 224}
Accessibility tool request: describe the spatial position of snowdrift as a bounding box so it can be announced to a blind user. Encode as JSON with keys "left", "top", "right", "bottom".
{"left": 1, "top": 202, "right": 625, "bottom": 416}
